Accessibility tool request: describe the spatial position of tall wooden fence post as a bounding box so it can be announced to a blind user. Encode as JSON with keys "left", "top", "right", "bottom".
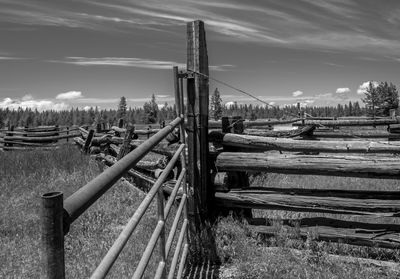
{"left": 187, "top": 20, "right": 210, "bottom": 223}
{"left": 41, "top": 192, "right": 65, "bottom": 279}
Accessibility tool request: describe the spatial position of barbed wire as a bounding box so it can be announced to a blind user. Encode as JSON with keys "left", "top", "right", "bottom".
{"left": 188, "top": 69, "right": 400, "bottom": 147}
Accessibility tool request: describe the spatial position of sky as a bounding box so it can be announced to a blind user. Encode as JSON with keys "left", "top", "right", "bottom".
{"left": 0, "top": 0, "right": 399, "bottom": 111}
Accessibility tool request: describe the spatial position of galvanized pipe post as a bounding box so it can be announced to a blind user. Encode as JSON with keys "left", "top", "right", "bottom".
{"left": 157, "top": 189, "right": 167, "bottom": 279}
{"left": 41, "top": 192, "right": 65, "bottom": 279}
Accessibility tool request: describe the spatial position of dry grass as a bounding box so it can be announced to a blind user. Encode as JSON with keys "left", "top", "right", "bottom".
{"left": 215, "top": 216, "right": 400, "bottom": 279}
{"left": 213, "top": 169, "right": 400, "bottom": 278}
{"left": 0, "top": 145, "right": 173, "bottom": 278}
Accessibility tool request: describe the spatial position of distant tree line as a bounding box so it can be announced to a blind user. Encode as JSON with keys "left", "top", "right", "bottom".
{"left": 0, "top": 82, "right": 398, "bottom": 129}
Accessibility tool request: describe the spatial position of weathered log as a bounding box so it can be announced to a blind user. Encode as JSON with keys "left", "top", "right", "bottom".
{"left": 79, "top": 127, "right": 106, "bottom": 138}
{"left": 244, "top": 125, "right": 315, "bottom": 138}
{"left": 311, "top": 130, "right": 400, "bottom": 139}
{"left": 90, "top": 135, "right": 112, "bottom": 146}
{"left": 228, "top": 186, "right": 400, "bottom": 200}
{"left": 293, "top": 117, "right": 400, "bottom": 127}
{"left": 130, "top": 140, "right": 180, "bottom": 158}
{"left": 135, "top": 129, "right": 160, "bottom": 135}
{"left": 3, "top": 133, "right": 78, "bottom": 142}
{"left": 250, "top": 224, "right": 400, "bottom": 249}
{"left": 209, "top": 118, "right": 302, "bottom": 129}
{"left": 0, "top": 128, "right": 78, "bottom": 137}
{"left": 98, "top": 154, "right": 176, "bottom": 192}
{"left": 246, "top": 216, "right": 400, "bottom": 231}
{"left": 214, "top": 190, "right": 400, "bottom": 215}
{"left": 388, "top": 124, "right": 400, "bottom": 133}
{"left": 109, "top": 145, "right": 167, "bottom": 170}
{"left": 216, "top": 153, "right": 400, "bottom": 178}
{"left": 111, "top": 126, "right": 125, "bottom": 133}
{"left": 210, "top": 132, "right": 400, "bottom": 153}
{"left": 23, "top": 126, "right": 59, "bottom": 132}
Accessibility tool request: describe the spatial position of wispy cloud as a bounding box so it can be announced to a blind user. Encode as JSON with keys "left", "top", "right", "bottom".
{"left": 0, "top": 56, "right": 28, "bottom": 60}
{"left": 60, "top": 57, "right": 186, "bottom": 69}
{"left": 0, "top": 97, "right": 69, "bottom": 111}
{"left": 336, "top": 87, "right": 350, "bottom": 94}
{"left": 52, "top": 57, "right": 234, "bottom": 71}
{"left": 292, "top": 90, "right": 303, "bottom": 97}
{"left": 56, "top": 91, "right": 83, "bottom": 100}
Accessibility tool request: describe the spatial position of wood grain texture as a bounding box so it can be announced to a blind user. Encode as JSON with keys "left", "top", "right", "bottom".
{"left": 216, "top": 152, "right": 400, "bottom": 178}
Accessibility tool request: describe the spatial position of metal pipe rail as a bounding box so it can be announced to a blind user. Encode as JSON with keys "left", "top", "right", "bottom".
{"left": 90, "top": 144, "right": 186, "bottom": 279}
{"left": 64, "top": 116, "right": 182, "bottom": 224}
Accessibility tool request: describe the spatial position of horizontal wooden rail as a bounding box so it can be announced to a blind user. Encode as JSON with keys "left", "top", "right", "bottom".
{"left": 209, "top": 118, "right": 301, "bottom": 129}
{"left": 244, "top": 125, "right": 315, "bottom": 138}
{"left": 216, "top": 153, "right": 400, "bottom": 178}
{"left": 293, "top": 117, "right": 400, "bottom": 127}
{"left": 246, "top": 216, "right": 400, "bottom": 231}
{"left": 311, "top": 130, "right": 400, "bottom": 139}
{"left": 250, "top": 224, "right": 400, "bottom": 249}
{"left": 3, "top": 133, "right": 78, "bottom": 142}
{"left": 0, "top": 128, "right": 78, "bottom": 136}
{"left": 215, "top": 190, "right": 400, "bottom": 215}
{"left": 210, "top": 132, "right": 400, "bottom": 153}
{"left": 89, "top": 143, "right": 185, "bottom": 279}
{"left": 64, "top": 117, "right": 182, "bottom": 224}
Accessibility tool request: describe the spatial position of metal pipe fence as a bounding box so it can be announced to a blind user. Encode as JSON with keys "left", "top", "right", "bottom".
{"left": 41, "top": 116, "right": 189, "bottom": 278}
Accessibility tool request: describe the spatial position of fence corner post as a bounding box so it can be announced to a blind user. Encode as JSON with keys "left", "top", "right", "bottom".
{"left": 41, "top": 191, "right": 65, "bottom": 279}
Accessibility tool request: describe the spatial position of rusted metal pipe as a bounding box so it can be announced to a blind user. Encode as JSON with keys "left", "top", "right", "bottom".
{"left": 64, "top": 117, "right": 182, "bottom": 224}
{"left": 41, "top": 192, "right": 65, "bottom": 279}
{"left": 168, "top": 219, "right": 188, "bottom": 279}
{"left": 166, "top": 194, "right": 187, "bottom": 257}
{"left": 90, "top": 144, "right": 185, "bottom": 279}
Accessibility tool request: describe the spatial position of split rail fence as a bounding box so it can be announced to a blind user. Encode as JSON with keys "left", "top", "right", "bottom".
{"left": 0, "top": 125, "right": 79, "bottom": 151}
{"left": 40, "top": 20, "right": 400, "bottom": 279}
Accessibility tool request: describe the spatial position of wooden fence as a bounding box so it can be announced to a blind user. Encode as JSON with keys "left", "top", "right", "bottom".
{"left": 0, "top": 125, "right": 79, "bottom": 151}
{"left": 209, "top": 115, "right": 400, "bottom": 250}
{"left": 39, "top": 20, "right": 400, "bottom": 278}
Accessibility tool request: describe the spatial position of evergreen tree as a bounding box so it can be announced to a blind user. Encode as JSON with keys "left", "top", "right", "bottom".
{"left": 210, "top": 88, "right": 223, "bottom": 120}
{"left": 117, "top": 96, "right": 127, "bottom": 119}
{"left": 362, "top": 82, "right": 399, "bottom": 117}
{"left": 143, "top": 94, "right": 158, "bottom": 124}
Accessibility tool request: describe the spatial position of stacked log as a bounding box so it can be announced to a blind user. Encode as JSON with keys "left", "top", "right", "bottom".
{"left": 0, "top": 126, "right": 79, "bottom": 151}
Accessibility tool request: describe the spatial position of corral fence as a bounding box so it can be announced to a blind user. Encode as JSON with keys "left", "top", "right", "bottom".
{"left": 40, "top": 20, "right": 208, "bottom": 279}
{"left": 40, "top": 20, "right": 400, "bottom": 278}
{"left": 0, "top": 125, "right": 79, "bottom": 151}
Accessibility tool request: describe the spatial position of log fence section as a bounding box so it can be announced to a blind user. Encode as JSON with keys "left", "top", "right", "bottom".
{"left": 39, "top": 20, "right": 400, "bottom": 278}
{"left": 0, "top": 125, "right": 79, "bottom": 150}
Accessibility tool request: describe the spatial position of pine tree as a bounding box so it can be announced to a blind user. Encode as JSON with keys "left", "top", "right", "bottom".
{"left": 117, "top": 96, "right": 127, "bottom": 119}
{"left": 143, "top": 94, "right": 159, "bottom": 124}
{"left": 362, "top": 82, "right": 399, "bottom": 117}
{"left": 210, "top": 88, "right": 223, "bottom": 120}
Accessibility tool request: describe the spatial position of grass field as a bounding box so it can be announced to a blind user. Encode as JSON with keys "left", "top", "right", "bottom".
{"left": 2, "top": 145, "right": 400, "bottom": 278}
{"left": 214, "top": 172, "right": 400, "bottom": 279}
{"left": 0, "top": 145, "right": 163, "bottom": 278}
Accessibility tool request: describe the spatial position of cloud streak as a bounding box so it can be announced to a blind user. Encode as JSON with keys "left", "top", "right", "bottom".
{"left": 56, "top": 91, "right": 83, "bottom": 100}
{"left": 52, "top": 57, "right": 234, "bottom": 71}
{"left": 0, "top": 97, "right": 69, "bottom": 111}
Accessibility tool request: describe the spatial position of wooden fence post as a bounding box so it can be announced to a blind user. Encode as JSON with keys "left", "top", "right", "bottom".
{"left": 118, "top": 125, "right": 134, "bottom": 160}
{"left": 187, "top": 20, "right": 210, "bottom": 223}
{"left": 41, "top": 192, "right": 65, "bottom": 279}
{"left": 83, "top": 129, "right": 94, "bottom": 153}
